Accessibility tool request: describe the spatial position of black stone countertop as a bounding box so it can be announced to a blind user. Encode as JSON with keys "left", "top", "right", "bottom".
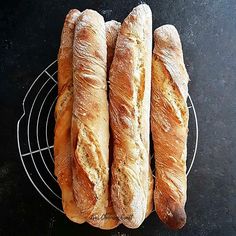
{"left": 0, "top": 0, "right": 236, "bottom": 235}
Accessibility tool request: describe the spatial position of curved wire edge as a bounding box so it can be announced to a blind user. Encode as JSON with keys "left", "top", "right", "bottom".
{"left": 16, "top": 60, "right": 64, "bottom": 213}
{"left": 187, "top": 94, "right": 199, "bottom": 176}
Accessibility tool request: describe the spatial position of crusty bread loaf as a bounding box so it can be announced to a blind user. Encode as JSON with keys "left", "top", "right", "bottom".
{"left": 54, "top": 9, "right": 85, "bottom": 224}
{"left": 105, "top": 20, "right": 122, "bottom": 229}
{"left": 105, "top": 20, "right": 121, "bottom": 72}
{"left": 151, "top": 24, "right": 189, "bottom": 229}
{"left": 109, "top": 4, "right": 153, "bottom": 228}
{"left": 105, "top": 20, "right": 121, "bottom": 171}
{"left": 71, "top": 9, "right": 119, "bottom": 229}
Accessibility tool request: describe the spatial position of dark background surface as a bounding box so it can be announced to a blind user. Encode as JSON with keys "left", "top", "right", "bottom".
{"left": 1, "top": 0, "right": 236, "bottom": 235}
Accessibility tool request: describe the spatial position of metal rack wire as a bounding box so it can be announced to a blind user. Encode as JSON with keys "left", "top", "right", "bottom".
{"left": 17, "top": 60, "right": 198, "bottom": 213}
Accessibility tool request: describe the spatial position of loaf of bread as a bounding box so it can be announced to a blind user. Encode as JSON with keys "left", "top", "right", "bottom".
{"left": 105, "top": 20, "right": 121, "bottom": 72}
{"left": 54, "top": 9, "right": 85, "bottom": 224}
{"left": 71, "top": 9, "right": 119, "bottom": 229}
{"left": 105, "top": 20, "right": 122, "bottom": 229}
{"left": 151, "top": 25, "right": 189, "bottom": 229}
{"left": 109, "top": 4, "right": 153, "bottom": 228}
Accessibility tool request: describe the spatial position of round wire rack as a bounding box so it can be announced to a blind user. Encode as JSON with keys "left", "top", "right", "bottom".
{"left": 17, "top": 60, "right": 198, "bottom": 214}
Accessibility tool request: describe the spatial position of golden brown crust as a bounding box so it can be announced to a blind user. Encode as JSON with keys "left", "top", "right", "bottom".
{"left": 105, "top": 19, "right": 122, "bottom": 230}
{"left": 151, "top": 24, "right": 189, "bottom": 229}
{"left": 105, "top": 20, "right": 121, "bottom": 72}
{"left": 109, "top": 4, "right": 153, "bottom": 228}
{"left": 71, "top": 9, "right": 119, "bottom": 229}
{"left": 146, "top": 167, "right": 154, "bottom": 218}
{"left": 105, "top": 20, "right": 120, "bottom": 177}
{"left": 54, "top": 9, "right": 85, "bottom": 224}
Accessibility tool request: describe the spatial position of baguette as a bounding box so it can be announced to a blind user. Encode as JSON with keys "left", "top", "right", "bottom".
{"left": 151, "top": 25, "right": 189, "bottom": 229}
{"left": 109, "top": 4, "right": 153, "bottom": 228}
{"left": 105, "top": 20, "right": 121, "bottom": 72}
{"left": 71, "top": 9, "right": 119, "bottom": 229}
{"left": 105, "top": 20, "right": 122, "bottom": 229}
{"left": 54, "top": 9, "right": 85, "bottom": 224}
{"left": 105, "top": 20, "right": 121, "bottom": 174}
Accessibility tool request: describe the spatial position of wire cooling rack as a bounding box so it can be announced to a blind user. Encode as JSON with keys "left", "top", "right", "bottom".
{"left": 17, "top": 60, "right": 198, "bottom": 214}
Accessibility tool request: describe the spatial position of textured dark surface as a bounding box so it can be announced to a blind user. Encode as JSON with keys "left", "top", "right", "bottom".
{"left": 1, "top": 0, "right": 236, "bottom": 235}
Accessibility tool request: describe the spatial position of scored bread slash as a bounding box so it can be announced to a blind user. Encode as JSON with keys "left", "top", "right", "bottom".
{"left": 54, "top": 9, "right": 86, "bottom": 224}
{"left": 151, "top": 24, "right": 189, "bottom": 229}
{"left": 109, "top": 4, "right": 153, "bottom": 228}
{"left": 71, "top": 9, "right": 119, "bottom": 229}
